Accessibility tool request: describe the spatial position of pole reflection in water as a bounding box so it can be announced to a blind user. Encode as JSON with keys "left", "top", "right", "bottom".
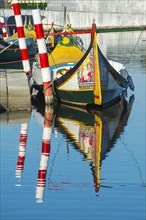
{"left": 15, "top": 123, "right": 28, "bottom": 186}
{"left": 35, "top": 105, "right": 53, "bottom": 203}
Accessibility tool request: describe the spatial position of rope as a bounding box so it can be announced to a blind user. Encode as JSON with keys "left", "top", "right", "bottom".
{"left": 0, "top": 56, "right": 36, "bottom": 65}
{"left": 0, "top": 39, "right": 18, "bottom": 54}
{"left": 119, "top": 134, "right": 145, "bottom": 186}
{"left": 122, "top": 30, "right": 143, "bottom": 68}
{"left": 47, "top": 135, "right": 64, "bottom": 182}
{"left": 72, "top": 36, "right": 86, "bottom": 52}
{"left": 49, "top": 52, "right": 58, "bottom": 69}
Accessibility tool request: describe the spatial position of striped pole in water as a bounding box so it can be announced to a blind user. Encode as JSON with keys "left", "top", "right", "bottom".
{"left": 32, "top": 9, "right": 54, "bottom": 104}
{"left": 11, "top": 0, "right": 31, "bottom": 75}
{"left": 15, "top": 123, "right": 28, "bottom": 186}
{"left": 36, "top": 105, "right": 53, "bottom": 203}
{"left": 0, "top": 16, "right": 7, "bottom": 39}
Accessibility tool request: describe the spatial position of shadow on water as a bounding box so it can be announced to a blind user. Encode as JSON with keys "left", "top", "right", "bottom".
{"left": 28, "top": 93, "right": 134, "bottom": 201}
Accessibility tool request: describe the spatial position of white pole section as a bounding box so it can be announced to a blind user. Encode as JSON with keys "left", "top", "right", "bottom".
{"left": 0, "top": 16, "right": 8, "bottom": 39}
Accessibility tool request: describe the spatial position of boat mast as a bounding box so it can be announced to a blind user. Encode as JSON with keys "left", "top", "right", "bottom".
{"left": 63, "top": 6, "right": 67, "bottom": 30}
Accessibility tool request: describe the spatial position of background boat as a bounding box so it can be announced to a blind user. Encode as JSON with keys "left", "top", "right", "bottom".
{"left": 0, "top": 16, "right": 38, "bottom": 68}
{"left": 0, "top": 34, "right": 37, "bottom": 67}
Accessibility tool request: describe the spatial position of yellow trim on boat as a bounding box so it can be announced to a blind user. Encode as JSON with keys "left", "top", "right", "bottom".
{"left": 93, "top": 30, "right": 102, "bottom": 105}
{"left": 94, "top": 114, "right": 102, "bottom": 187}
{"left": 57, "top": 88, "right": 93, "bottom": 92}
{"left": 7, "top": 28, "right": 36, "bottom": 40}
{"left": 58, "top": 117, "right": 84, "bottom": 126}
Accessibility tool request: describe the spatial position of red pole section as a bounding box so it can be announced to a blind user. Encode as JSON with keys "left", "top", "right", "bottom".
{"left": 36, "top": 106, "right": 53, "bottom": 203}
{"left": 0, "top": 16, "right": 7, "bottom": 39}
{"left": 11, "top": 0, "right": 31, "bottom": 75}
{"left": 45, "top": 30, "right": 93, "bottom": 37}
{"left": 32, "top": 9, "right": 54, "bottom": 104}
{"left": 15, "top": 123, "right": 28, "bottom": 186}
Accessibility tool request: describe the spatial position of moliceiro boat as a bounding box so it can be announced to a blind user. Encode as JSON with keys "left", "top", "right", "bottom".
{"left": 32, "top": 23, "right": 134, "bottom": 108}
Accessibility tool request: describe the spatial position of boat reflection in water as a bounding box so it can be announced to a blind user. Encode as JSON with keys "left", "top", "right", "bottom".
{"left": 54, "top": 94, "right": 134, "bottom": 193}
{"left": 14, "top": 94, "right": 134, "bottom": 202}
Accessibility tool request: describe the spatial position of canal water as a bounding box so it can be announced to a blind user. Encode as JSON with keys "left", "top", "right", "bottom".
{"left": 0, "top": 31, "right": 146, "bottom": 220}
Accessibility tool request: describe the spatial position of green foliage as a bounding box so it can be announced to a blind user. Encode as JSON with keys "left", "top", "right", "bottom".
{"left": 19, "top": 3, "right": 47, "bottom": 9}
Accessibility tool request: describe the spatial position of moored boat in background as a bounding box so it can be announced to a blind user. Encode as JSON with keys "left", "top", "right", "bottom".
{"left": 0, "top": 26, "right": 38, "bottom": 68}
{"left": 32, "top": 27, "right": 84, "bottom": 92}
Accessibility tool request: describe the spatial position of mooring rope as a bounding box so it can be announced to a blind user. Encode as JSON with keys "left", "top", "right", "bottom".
{"left": 0, "top": 56, "right": 36, "bottom": 65}
{"left": 122, "top": 30, "right": 143, "bottom": 69}
{"left": 119, "top": 134, "right": 145, "bottom": 186}
{"left": 0, "top": 38, "right": 18, "bottom": 54}
{"left": 47, "top": 135, "right": 64, "bottom": 182}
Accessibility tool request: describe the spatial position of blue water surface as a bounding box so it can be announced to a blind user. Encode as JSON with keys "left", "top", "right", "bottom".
{"left": 0, "top": 31, "right": 146, "bottom": 220}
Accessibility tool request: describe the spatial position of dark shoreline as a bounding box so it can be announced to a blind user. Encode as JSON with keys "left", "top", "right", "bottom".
{"left": 45, "top": 25, "right": 146, "bottom": 33}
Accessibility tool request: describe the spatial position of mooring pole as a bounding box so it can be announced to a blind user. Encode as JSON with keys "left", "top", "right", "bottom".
{"left": 32, "top": 9, "right": 54, "bottom": 104}
{"left": 12, "top": 0, "right": 31, "bottom": 76}
{"left": 11, "top": 0, "right": 34, "bottom": 97}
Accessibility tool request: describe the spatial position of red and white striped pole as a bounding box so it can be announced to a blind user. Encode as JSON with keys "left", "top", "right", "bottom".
{"left": 0, "top": 16, "right": 7, "bottom": 40}
{"left": 36, "top": 105, "right": 53, "bottom": 203}
{"left": 32, "top": 9, "right": 54, "bottom": 104}
{"left": 11, "top": 0, "right": 31, "bottom": 76}
{"left": 15, "top": 123, "right": 28, "bottom": 186}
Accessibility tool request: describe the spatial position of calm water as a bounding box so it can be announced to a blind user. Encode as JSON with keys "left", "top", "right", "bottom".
{"left": 0, "top": 31, "right": 146, "bottom": 220}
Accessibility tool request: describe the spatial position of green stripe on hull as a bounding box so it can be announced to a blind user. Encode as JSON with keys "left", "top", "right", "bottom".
{"left": 56, "top": 90, "right": 94, "bottom": 105}
{"left": 55, "top": 88, "right": 123, "bottom": 106}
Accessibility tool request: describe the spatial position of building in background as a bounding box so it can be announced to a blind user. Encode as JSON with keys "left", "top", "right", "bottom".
{"left": 0, "top": 0, "right": 145, "bottom": 27}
